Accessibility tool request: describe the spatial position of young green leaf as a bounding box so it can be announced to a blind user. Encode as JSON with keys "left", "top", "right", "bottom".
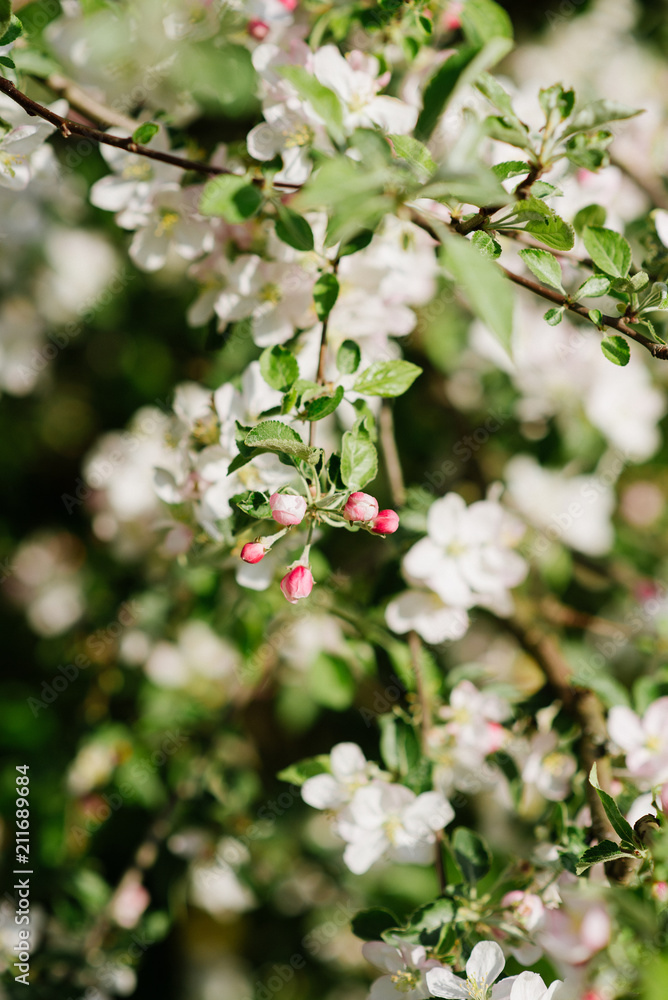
{"left": 275, "top": 203, "right": 315, "bottom": 251}
{"left": 416, "top": 37, "right": 513, "bottom": 141}
{"left": 573, "top": 204, "right": 606, "bottom": 236}
{"left": 575, "top": 275, "right": 611, "bottom": 299}
{"left": 338, "top": 229, "right": 374, "bottom": 257}
{"left": 0, "top": 0, "right": 11, "bottom": 39}
{"left": 441, "top": 234, "right": 514, "bottom": 352}
{"left": 471, "top": 231, "right": 502, "bottom": 259}
{"left": 583, "top": 226, "right": 632, "bottom": 278}
{"left": 460, "top": 0, "right": 513, "bottom": 44}
{"left": 388, "top": 134, "right": 436, "bottom": 178}
{"left": 588, "top": 309, "right": 603, "bottom": 327}
{"left": 337, "top": 340, "right": 361, "bottom": 375}
{"left": 353, "top": 360, "right": 422, "bottom": 398}
{"left": 600, "top": 335, "right": 630, "bottom": 366}
{"left": 200, "top": 175, "right": 263, "bottom": 222}
{"left": 539, "top": 83, "right": 575, "bottom": 121}
{"left": 132, "top": 122, "right": 159, "bottom": 145}
{"left": 235, "top": 491, "right": 272, "bottom": 519}
{"left": 351, "top": 908, "right": 400, "bottom": 942}
{"left": 341, "top": 426, "right": 378, "bottom": 491}
{"left": 259, "top": 345, "right": 299, "bottom": 392}
{"left": 277, "top": 754, "right": 331, "bottom": 786}
{"left": 0, "top": 13, "right": 22, "bottom": 46}
{"left": 304, "top": 385, "right": 344, "bottom": 421}
{"left": 244, "top": 420, "right": 318, "bottom": 462}
{"left": 544, "top": 307, "right": 564, "bottom": 325}
{"left": 452, "top": 827, "right": 491, "bottom": 884}
{"left": 502, "top": 197, "right": 574, "bottom": 251}
{"left": 561, "top": 99, "right": 641, "bottom": 138}
{"left": 314, "top": 273, "right": 339, "bottom": 321}
{"left": 519, "top": 247, "right": 564, "bottom": 291}
{"left": 589, "top": 762, "right": 637, "bottom": 846}
{"left": 575, "top": 839, "right": 637, "bottom": 876}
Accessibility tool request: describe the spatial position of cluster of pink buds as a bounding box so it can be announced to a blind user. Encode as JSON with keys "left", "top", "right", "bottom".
{"left": 343, "top": 492, "right": 399, "bottom": 535}
{"left": 238, "top": 490, "right": 399, "bottom": 605}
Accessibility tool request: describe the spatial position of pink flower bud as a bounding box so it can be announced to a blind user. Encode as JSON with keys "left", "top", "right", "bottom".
{"left": 652, "top": 881, "right": 668, "bottom": 903}
{"left": 278, "top": 0, "right": 297, "bottom": 9}
{"left": 370, "top": 509, "right": 399, "bottom": 534}
{"left": 248, "top": 17, "right": 270, "bottom": 39}
{"left": 280, "top": 565, "right": 314, "bottom": 604}
{"left": 270, "top": 492, "right": 307, "bottom": 526}
{"left": 241, "top": 542, "right": 265, "bottom": 564}
{"left": 343, "top": 492, "right": 379, "bottom": 523}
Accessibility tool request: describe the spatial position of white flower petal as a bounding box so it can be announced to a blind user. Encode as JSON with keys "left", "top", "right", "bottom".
{"left": 465, "top": 941, "right": 505, "bottom": 988}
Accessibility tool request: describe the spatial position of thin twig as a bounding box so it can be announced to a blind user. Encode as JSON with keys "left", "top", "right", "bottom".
{"left": 501, "top": 265, "right": 668, "bottom": 360}
{"left": 0, "top": 76, "right": 298, "bottom": 188}
{"left": 379, "top": 402, "right": 406, "bottom": 508}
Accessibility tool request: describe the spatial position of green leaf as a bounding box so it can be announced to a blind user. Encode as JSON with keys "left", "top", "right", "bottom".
{"left": 200, "top": 175, "right": 263, "bottom": 222}
{"left": 0, "top": 54, "right": 13, "bottom": 68}
{"left": 492, "top": 159, "right": 532, "bottom": 181}
{"left": 519, "top": 247, "right": 564, "bottom": 291}
{"left": 583, "top": 226, "right": 632, "bottom": 278}
{"left": 277, "top": 754, "right": 330, "bottom": 786}
{"left": 502, "top": 197, "right": 574, "bottom": 250}
{"left": 483, "top": 115, "right": 534, "bottom": 152}
{"left": 340, "top": 425, "right": 378, "bottom": 491}
{"left": 471, "top": 231, "right": 502, "bottom": 259}
{"left": 575, "top": 275, "right": 611, "bottom": 299}
{"left": 589, "top": 763, "right": 637, "bottom": 845}
{"left": 452, "top": 827, "right": 492, "bottom": 884}
{"left": 544, "top": 307, "right": 564, "bottom": 325}
{"left": 313, "top": 273, "right": 340, "bottom": 321}
{"left": 600, "top": 335, "right": 630, "bottom": 366}
{"left": 338, "top": 230, "right": 374, "bottom": 256}
{"left": 573, "top": 204, "right": 606, "bottom": 236}
{"left": 279, "top": 65, "right": 344, "bottom": 143}
{"left": 588, "top": 309, "right": 603, "bottom": 327}
{"left": 539, "top": 83, "right": 575, "bottom": 121}
{"left": 460, "top": 0, "right": 513, "bottom": 43}
{"left": 531, "top": 180, "right": 562, "bottom": 199}
{"left": 244, "top": 420, "right": 318, "bottom": 462}
{"left": 304, "top": 385, "right": 344, "bottom": 421}
{"left": 575, "top": 839, "right": 636, "bottom": 876}
{"left": 379, "top": 715, "right": 421, "bottom": 776}
{"left": 353, "top": 360, "right": 422, "bottom": 398}
{"left": 0, "top": 0, "right": 11, "bottom": 39}
{"left": 275, "top": 203, "right": 314, "bottom": 251}
{"left": 564, "top": 131, "right": 612, "bottom": 171}
{"left": 561, "top": 99, "right": 641, "bottom": 138}
{"left": 441, "top": 234, "right": 514, "bottom": 352}
{"left": 396, "top": 898, "right": 456, "bottom": 948}
{"left": 308, "top": 652, "right": 355, "bottom": 708}
{"left": 259, "top": 345, "right": 299, "bottom": 392}
{"left": 415, "top": 37, "right": 513, "bottom": 141}
{"left": 132, "top": 122, "right": 159, "bottom": 145}
{"left": 235, "top": 491, "right": 272, "bottom": 519}
{"left": 476, "top": 74, "right": 519, "bottom": 120}
{"left": 337, "top": 340, "right": 361, "bottom": 375}
{"left": 389, "top": 134, "right": 436, "bottom": 178}
{"left": 352, "top": 908, "right": 400, "bottom": 942}
{"left": 0, "top": 14, "right": 22, "bottom": 46}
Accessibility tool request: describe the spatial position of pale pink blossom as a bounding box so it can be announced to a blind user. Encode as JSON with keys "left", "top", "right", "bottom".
{"left": 608, "top": 698, "right": 668, "bottom": 785}
{"left": 270, "top": 492, "right": 307, "bottom": 525}
{"left": 363, "top": 938, "right": 444, "bottom": 1000}
{"left": 344, "top": 492, "right": 379, "bottom": 522}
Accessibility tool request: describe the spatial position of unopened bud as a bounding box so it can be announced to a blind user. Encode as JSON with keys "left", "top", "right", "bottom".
{"left": 280, "top": 565, "right": 314, "bottom": 604}
{"left": 270, "top": 492, "right": 307, "bottom": 526}
{"left": 370, "top": 509, "right": 399, "bottom": 534}
{"left": 241, "top": 542, "right": 265, "bottom": 564}
{"left": 343, "top": 492, "right": 379, "bottom": 523}
{"left": 248, "top": 18, "right": 270, "bottom": 39}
